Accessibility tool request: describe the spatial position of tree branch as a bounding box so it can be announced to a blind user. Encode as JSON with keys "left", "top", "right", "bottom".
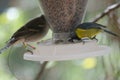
{"left": 92, "top": 2, "right": 120, "bottom": 22}
{"left": 35, "top": 61, "right": 48, "bottom": 80}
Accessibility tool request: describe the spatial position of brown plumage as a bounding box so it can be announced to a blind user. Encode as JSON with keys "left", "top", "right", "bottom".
{"left": 0, "top": 15, "right": 49, "bottom": 54}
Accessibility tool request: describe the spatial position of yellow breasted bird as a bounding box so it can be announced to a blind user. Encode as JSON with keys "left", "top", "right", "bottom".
{"left": 0, "top": 15, "right": 49, "bottom": 54}
{"left": 69, "top": 22, "right": 119, "bottom": 42}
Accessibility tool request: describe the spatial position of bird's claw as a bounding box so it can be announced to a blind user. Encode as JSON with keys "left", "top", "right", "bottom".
{"left": 68, "top": 38, "right": 74, "bottom": 43}
{"left": 27, "top": 44, "right": 36, "bottom": 49}
{"left": 94, "top": 38, "right": 98, "bottom": 42}
{"left": 91, "top": 36, "right": 98, "bottom": 42}
{"left": 80, "top": 39, "right": 85, "bottom": 44}
{"left": 27, "top": 50, "right": 33, "bottom": 55}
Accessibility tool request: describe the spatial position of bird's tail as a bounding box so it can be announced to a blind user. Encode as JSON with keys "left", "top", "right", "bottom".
{"left": 0, "top": 43, "right": 11, "bottom": 54}
{"left": 103, "top": 29, "right": 119, "bottom": 37}
{"left": 0, "top": 38, "right": 15, "bottom": 54}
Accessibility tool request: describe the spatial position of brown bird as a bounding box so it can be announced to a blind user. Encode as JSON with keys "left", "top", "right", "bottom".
{"left": 0, "top": 15, "right": 49, "bottom": 54}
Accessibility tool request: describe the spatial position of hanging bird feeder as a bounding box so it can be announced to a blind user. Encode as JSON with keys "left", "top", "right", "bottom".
{"left": 24, "top": 0, "right": 110, "bottom": 61}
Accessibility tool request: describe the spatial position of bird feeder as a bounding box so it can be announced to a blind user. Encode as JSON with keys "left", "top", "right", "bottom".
{"left": 39, "top": 0, "right": 89, "bottom": 42}
{"left": 24, "top": 0, "right": 110, "bottom": 61}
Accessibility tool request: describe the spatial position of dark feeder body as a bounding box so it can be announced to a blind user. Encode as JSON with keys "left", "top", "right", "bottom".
{"left": 39, "top": 0, "right": 88, "bottom": 43}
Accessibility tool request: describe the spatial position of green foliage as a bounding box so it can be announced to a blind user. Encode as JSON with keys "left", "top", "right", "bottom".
{"left": 8, "top": 46, "right": 41, "bottom": 80}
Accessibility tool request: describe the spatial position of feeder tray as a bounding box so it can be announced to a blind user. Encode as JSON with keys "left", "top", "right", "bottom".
{"left": 24, "top": 39, "right": 110, "bottom": 62}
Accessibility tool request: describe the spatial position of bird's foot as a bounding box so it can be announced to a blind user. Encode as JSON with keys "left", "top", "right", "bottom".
{"left": 68, "top": 38, "right": 85, "bottom": 44}
{"left": 91, "top": 37, "right": 98, "bottom": 42}
{"left": 91, "top": 36, "right": 98, "bottom": 41}
{"left": 80, "top": 39, "right": 85, "bottom": 44}
{"left": 27, "top": 44, "right": 36, "bottom": 49}
{"left": 94, "top": 38, "right": 98, "bottom": 42}
{"left": 26, "top": 50, "right": 33, "bottom": 55}
{"left": 68, "top": 38, "right": 74, "bottom": 43}
{"left": 23, "top": 42, "right": 36, "bottom": 49}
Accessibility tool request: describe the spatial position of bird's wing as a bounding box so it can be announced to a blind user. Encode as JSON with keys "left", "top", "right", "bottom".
{"left": 96, "top": 23, "right": 106, "bottom": 28}
{"left": 11, "top": 25, "right": 41, "bottom": 38}
{"left": 76, "top": 22, "right": 107, "bottom": 30}
{"left": 11, "top": 15, "right": 47, "bottom": 39}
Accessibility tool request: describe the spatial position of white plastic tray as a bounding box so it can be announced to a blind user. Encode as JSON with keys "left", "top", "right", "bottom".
{"left": 24, "top": 40, "right": 110, "bottom": 61}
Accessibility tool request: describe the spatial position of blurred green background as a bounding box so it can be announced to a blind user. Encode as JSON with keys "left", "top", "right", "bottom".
{"left": 0, "top": 0, "right": 120, "bottom": 80}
